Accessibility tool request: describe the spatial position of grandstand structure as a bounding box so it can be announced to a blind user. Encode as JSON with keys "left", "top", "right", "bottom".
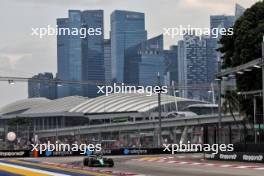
{"left": 0, "top": 93, "right": 241, "bottom": 148}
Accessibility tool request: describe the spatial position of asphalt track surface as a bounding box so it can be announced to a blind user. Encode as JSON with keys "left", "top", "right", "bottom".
{"left": 1, "top": 154, "right": 264, "bottom": 176}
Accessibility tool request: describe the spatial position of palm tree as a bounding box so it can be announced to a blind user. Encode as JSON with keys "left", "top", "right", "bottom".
{"left": 222, "top": 90, "right": 249, "bottom": 142}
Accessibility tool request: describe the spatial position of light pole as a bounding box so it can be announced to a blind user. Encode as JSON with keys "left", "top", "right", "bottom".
{"left": 253, "top": 95, "right": 257, "bottom": 144}
{"left": 262, "top": 36, "right": 264, "bottom": 137}
{"left": 211, "top": 83, "right": 216, "bottom": 104}
{"left": 217, "top": 61, "right": 222, "bottom": 144}
{"left": 157, "top": 72, "right": 162, "bottom": 147}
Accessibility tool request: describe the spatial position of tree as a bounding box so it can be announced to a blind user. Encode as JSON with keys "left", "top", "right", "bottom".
{"left": 222, "top": 90, "right": 250, "bottom": 142}
{"left": 222, "top": 90, "right": 241, "bottom": 125}
{"left": 219, "top": 1, "right": 264, "bottom": 119}
{"left": 7, "top": 117, "right": 32, "bottom": 127}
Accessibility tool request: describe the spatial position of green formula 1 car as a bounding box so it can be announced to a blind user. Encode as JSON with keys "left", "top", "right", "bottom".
{"left": 83, "top": 155, "right": 114, "bottom": 167}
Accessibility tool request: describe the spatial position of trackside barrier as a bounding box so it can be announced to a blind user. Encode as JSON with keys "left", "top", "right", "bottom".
{"left": 0, "top": 150, "right": 30, "bottom": 158}
{"left": 0, "top": 148, "right": 200, "bottom": 158}
{"left": 204, "top": 152, "right": 264, "bottom": 163}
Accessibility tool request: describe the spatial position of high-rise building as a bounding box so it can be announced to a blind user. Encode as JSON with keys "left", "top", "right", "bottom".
{"left": 28, "top": 73, "right": 57, "bottom": 100}
{"left": 164, "top": 45, "right": 178, "bottom": 86}
{"left": 57, "top": 10, "right": 104, "bottom": 98}
{"left": 81, "top": 10, "right": 104, "bottom": 98}
{"left": 57, "top": 10, "right": 82, "bottom": 98}
{"left": 210, "top": 15, "right": 235, "bottom": 30}
{"left": 178, "top": 40, "right": 187, "bottom": 97}
{"left": 206, "top": 36, "right": 218, "bottom": 83}
{"left": 110, "top": 10, "right": 147, "bottom": 83}
{"left": 235, "top": 3, "right": 246, "bottom": 20}
{"left": 208, "top": 4, "right": 245, "bottom": 85}
{"left": 104, "top": 39, "right": 112, "bottom": 83}
{"left": 178, "top": 35, "right": 208, "bottom": 100}
{"left": 124, "top": 35, "right": 164, "bottom": 86}
{"left": 207, "top": 15, "right": 236, "bottom": 83}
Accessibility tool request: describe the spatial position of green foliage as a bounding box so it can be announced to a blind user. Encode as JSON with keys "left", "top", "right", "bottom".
{"left": 7, "top": 117, "right": 32, "bottom": 127}
{"left": 219, "top": 1, "right": 264, "bottom": 118}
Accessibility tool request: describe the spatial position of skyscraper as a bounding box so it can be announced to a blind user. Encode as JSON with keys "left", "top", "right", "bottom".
{"left": 235, "top": 3, "right": 246, "bottom": 20}
{"left": 208, "top": 4, "right": 245, "bottom": 85}
{"left": 110, "top": 10, "right": 147, "bottom": 83}
{"left": 81, "top": 10, "right": 104, "bottom": 98}
{"left": 164, "top": 45, "right": 178, "bottom": 86}
{"left": 178, "top": 35, "right": 208, "bottom": 100}
{"left": 125, "top": 35, "right": 164, "bottom": 86}
{"left": 210, "top": 15, "right": 235, "bottom": 30}
{"left": 28, "top": 73, "right": 57, "bottom": 100}
{"left": 57, "top": 10, "right": 82, "bottom": 98}
{"left": 178, "top": 40, "right": 187, "bottom": 98}
{"left": 207, "top": 15, "right": 236, "bottom": 83}
{"left": 57, "top": 10, "right": 104, "bottom": 98}
{"left": 104, "top": 39, "right": 112, "bottom": 83}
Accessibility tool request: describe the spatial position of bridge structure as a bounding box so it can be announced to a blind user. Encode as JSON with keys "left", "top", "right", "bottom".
{"left": 35, "top": 113, "right": 243, "bottom": 147}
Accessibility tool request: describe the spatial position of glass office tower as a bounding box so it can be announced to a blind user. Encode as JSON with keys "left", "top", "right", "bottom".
{"left": 125, "top": 35, "right": 164, "bottom": 86}
{"left": 164, "top": 45, "right": 179, "bottom": 86}
{"left": 57, "top": 10, "right": 104, "bottom": 98}
{"left": 110, "top": 10, "right": 147, "bottom": 83}
{"left": 57, "top": 10, "right": 82, "bottom": 97}
{"left": 178, "top": 35, "right": 208, "bottom": 100}
{"left": 28, "top": 73, "right": 57, "bottom": 100}
{"left": 104, "top": 39, "right": 112, "bottom": 83}
{"left": 81, "top": 10, "right": 104, "bottom": 98}
{"left": 207, "top": 15, "right": 236, "bottom": 83}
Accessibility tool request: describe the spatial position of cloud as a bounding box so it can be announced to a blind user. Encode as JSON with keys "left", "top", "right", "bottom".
{"left": 8, "top": 0, "right": 120, "bottom": 7}
{"left": 0, "top": 37, "right": 56, "bottom": 77}
{"left": 179, "top": 0, "right": 234, "bottom": 13}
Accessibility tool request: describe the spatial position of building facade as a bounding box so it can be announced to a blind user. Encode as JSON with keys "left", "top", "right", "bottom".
{"left": 235, "top": 3, "right": 246, "bottom": 20}
{"left": 110, "top": 10, "right": 147, "bottom": 83}
{"left": 164, "top": 45, "right": 178, "bottom": 87}
{"left": 57, "top": 10, "right": 82, "bottom": 98}
{"left": 28, "top": 73, "right": 57, "bottom": 100}
{"left": 178, "top": 35, "right": 208, "bottom": 100}
{"left": 104, "top": 39, "right": 112, "bottom": 83}
{"left": 124, "top": 35, "right": 164, "bottom": 86}
{"left": 57, "top": 10, "right": 104, "bottom": 98}
{"left": 81, "top": 10, "right": 105, "bottom": 98}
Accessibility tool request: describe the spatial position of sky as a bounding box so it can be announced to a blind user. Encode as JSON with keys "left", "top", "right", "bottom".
{"left": 0, "top": 0, "right": 259, "bottom": 108}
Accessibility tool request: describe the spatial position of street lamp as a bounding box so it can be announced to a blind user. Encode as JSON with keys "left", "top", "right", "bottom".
{"left": 254, "top": 65, "right": 261, "bottom": 68}
{"left": 236, "top": 71, "right": 244, "bottom": 74}
{"left": 174, "top": 90, "right": 179, "bottom": 112}
{"left": 157, "top": 72, "right": 162, "bottom": 147}
{"left": 8, "top": 80, "right": 15, "bottom": 85}
{"left": 261, "top": 35, "right": 264, "bottom": 137}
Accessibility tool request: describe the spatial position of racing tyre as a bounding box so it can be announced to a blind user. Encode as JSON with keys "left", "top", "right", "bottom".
{"left": 88, "top": 158, "right": 94, "bottom": 167}
{"left": 83, "top": 158, "right": 89, "bottom": 166}
{"left": 108, "top": 158, "right": 114, "bottom": 167}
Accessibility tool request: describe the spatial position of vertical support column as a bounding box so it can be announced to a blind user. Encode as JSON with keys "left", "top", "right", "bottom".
{"left": 254, "top": 96, "right": 257, "bottom": 144}
{"left": 180, "top": 126, "right": 188, "bottom": 143}
{"left": 214, "top": 125, "right": 217, "bottom": 144}
{"left": 229, "top": 124, "right": 232, "bottom": 144}
{"left": 217, "top": 59, "right": 222, "bottom": 144}
{"left": 203, "top": 125, "right": 208, "bottom": 144}
{"left": 261, "top": 36, "right": 264, "bottom": 140}
{"left": 42, "top": 117, "right": 45, "bottom": 130}
{"left": 157, "top": 72, "right": 162, "bottom": 147}
{"left": 173, "top": 127, "right": 177, "bottom": 143}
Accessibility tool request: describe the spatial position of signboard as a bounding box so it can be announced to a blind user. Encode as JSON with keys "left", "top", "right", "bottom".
{"left": 205, "top": 152, "right": 264, "bottom": 163}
